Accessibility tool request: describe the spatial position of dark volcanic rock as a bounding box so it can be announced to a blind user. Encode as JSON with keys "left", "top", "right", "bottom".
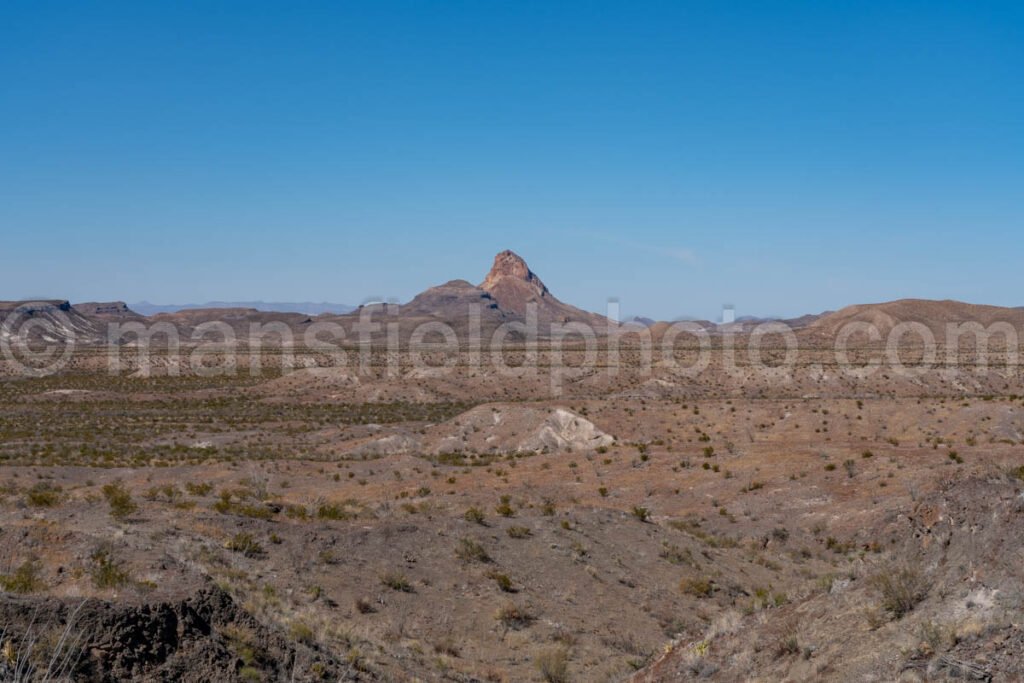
{"left": 0, "top": 586, "right": 357, "bottom": 682}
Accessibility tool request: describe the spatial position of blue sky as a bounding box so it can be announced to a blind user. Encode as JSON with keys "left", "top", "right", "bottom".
{"left": 2, "top": 1, "right": 1022, "bottom": 320}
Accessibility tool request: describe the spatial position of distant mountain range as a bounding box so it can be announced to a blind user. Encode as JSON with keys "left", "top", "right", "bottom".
{"left": 5, "top": 251, "right": 1024, "bottom": 347}
{"left": 130, "top": 301, "right": 355, "bottom": 316}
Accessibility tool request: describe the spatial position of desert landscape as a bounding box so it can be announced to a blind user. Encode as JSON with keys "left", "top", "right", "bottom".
{"left": 1, "top": 251, "right": 1022, "bottom": 682}
{"left": 4, "top": 3, "right": 1022, "bottom": 681}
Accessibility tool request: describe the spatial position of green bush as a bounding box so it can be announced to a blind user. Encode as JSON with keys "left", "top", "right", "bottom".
{"left": 680, "top": 577, "right": 713, "bottom": 597}
{"left": 91, "top": 546, "right": 131, "bottom": 589}
{"left": 495, "top": 495, "right": 515, "bottom": 517}
{"left": 102, "top": 480, "right": 138, "bottom": 521}
{"left": 316, "top": 503, "right": 352, "bottom": 520}
{"left": 631, "top": 506, "right": 651, "bottom": 522}
{"left": 185, "top": 482, "right": 213, "bottom": 496}
{"left": 0, "top": 559, "right": 44, "bottom": 593}
{"left": 488, "top": 571, "right": 515, "bottom": 593}
{"left": 463, "top": 506, "right": 486, "bottom": 525}
{"left": 25, "top": 483, "right": 61, "bottom": 508}
{"left": 380, "top": 571, "right": 413, "bottom": 592}
{"left": 226, "top": 533, "right": 264, "bottom": 558}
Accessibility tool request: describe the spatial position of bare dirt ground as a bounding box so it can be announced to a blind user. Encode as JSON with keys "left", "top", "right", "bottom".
{"left": 1, "top": 343, "right": 1023, "bottom": 681}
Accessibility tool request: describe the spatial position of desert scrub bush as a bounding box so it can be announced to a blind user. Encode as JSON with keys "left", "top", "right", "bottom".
{"left": 289, "top": 620, "right": 315, "bottom": 644}
{"left": 102, "top": 480, "right": 138, "bottom": 521}
{"left": 495, "top": 495, "right": 515, "bottom": 517}
{"left": 212, "top": 490, "right": 275, "bottom": 520}
{"left": 659, "top": 542, "right": 693, "bottom": 566}
{"left": 0, "top": 559, "right": 44, "bottom": 593}
{"left": 750, "top": 587, "right": 787, "bottom": 610}
{"left": 25, "top": 483, "right": 61, "bottom": 508}
{"left": 487, "top": 570, "right": 515, "bottom": 593}
{"left": 144, "top": 484, "right": 181, "bottom": 503}
{"left": 90, "top": 545, "right": 131, "bottom": 589}
{"left": 236, "top": 503, "right": 274, "bottom": 520}
{"left": 495, "top": 602, "right": 534, "bottom": 630}
{"left": 185, "top": 481, "right": 213, "bottom": 496}
{"left": 226, "top": 533, "right": 265, "bottom": 558}
{"left": 316, "top": 502, "right": 354, "bottom": 520}
{"left": 433, "top": 636, "right": 460, "bottom": 657}
{"left": 775, "top": 633, "right": 800, "bottom": 658}
{"left": 463, "top": 506, "right": 486, "bottom": 525}
{"left": 667, "top": 519, "right": 738, "bottom": 548}
{"left": 506, "top": 525, "right": 532, "bottom": 539}
{"left": 380, "top": 571, "right": 413, "bottom": 592}
{"left": 631, "top": 506, "right": 651, "bottom": 522}
{"left": 679, "top": 577, "right": 713, "bottom": 597}
{"left": 455, "top": 537, "right": 491, "bottom": 563}
{"left": 871, "top": 564, "right": 928, "bottom": 619}
{"left": 535, "top": 646, "right": 570, "bottom": 683}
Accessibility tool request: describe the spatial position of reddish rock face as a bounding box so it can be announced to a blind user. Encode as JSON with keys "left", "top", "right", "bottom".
{"left": 474, "top": 249, "right": 608, "bottom": 325}
{"left": 479, "top": 250, "right": 550, "bottom": 316}
{"left": 480, "top": 251, "right": 548, "bottom": 296}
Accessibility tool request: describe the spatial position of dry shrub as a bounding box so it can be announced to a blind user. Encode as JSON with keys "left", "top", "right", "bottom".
{"left": 535, "top": 646, "right": 570, "bottom": 682}
{"left": 870, "top": 563, "right": 928, "bottom": 619}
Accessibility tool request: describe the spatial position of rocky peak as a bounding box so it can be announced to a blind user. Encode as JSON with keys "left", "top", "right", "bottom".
{"left": 480, "top": 250, "right": 548, "bottom": 297}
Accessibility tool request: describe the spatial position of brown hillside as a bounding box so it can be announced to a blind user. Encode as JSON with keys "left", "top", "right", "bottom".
{"left": 807, "top": 298, "right": 1024, "bottom": 339}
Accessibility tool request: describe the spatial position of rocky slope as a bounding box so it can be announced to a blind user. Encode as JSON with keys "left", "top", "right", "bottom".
{"left": 0, "top": 586, "right": 352, "bottom": 682}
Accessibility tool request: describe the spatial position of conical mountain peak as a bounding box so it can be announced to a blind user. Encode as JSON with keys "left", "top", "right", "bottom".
{"left": 480, "top": 250, "right": 548, "bottom": 297}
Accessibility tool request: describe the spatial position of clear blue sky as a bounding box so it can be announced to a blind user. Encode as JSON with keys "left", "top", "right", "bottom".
{"left": 2, "top": 1, "right": 1022, "bottom": 320}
